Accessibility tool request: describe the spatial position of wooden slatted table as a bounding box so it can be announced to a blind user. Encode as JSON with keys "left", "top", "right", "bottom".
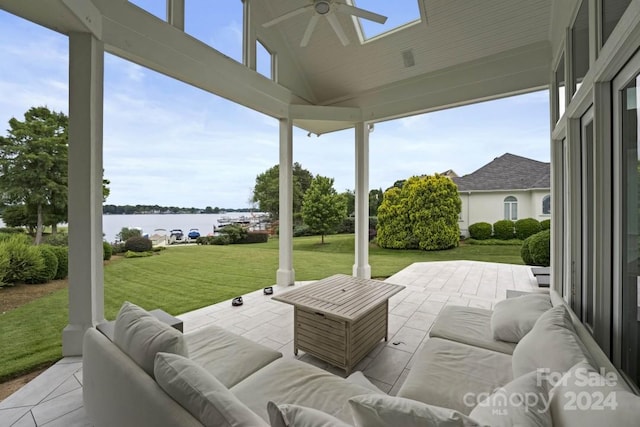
{"left": 273, "top": 274, "right": 405, "bottom": 375}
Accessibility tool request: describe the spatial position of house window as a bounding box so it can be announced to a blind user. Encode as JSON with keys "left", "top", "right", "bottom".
{"left": 542, "top": 195, "right": 551, "bottom": 215}
{"left": 504, "top": 196, "right": 518, "bottom": 220}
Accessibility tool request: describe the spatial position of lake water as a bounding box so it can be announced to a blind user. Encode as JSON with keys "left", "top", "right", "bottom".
{"left": 102, "top": 213, "right": 259, "bottom": 242}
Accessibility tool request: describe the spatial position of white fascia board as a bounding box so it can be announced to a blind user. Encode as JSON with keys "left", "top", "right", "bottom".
{"left": 62, "top": 0, "right": 102, "bottom": 39}
{"left": 93, "top": 0, "right": 304, "bottom": 120}
{"left": 328, "top": 41, "right": 552, "bottom": 123}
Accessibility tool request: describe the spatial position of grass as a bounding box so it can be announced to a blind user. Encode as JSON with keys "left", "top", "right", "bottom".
{"left": 0, "top": 234, "right": 523, "bottom": 381}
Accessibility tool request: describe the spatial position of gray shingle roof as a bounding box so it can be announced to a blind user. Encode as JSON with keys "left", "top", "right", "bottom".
{"left": 451, "top": 153, "right": 550, "bottom": 191}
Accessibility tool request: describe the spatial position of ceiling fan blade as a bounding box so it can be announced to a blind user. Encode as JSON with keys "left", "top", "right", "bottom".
{"left": 300, "top": 15, "right": 320, "bottom": 47}
{"left": 326, "top": 13, "right": 350, "bottom": 46}
{"left": 335, "top": 3, "right": 387, "bottom": 24}
{"left": 263, "top": 4, "right": 312, "bottom": 28}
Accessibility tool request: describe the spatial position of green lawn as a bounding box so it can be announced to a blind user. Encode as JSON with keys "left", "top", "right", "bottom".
{"left": 0, "top": 235, "right": 523, "bottom": 381}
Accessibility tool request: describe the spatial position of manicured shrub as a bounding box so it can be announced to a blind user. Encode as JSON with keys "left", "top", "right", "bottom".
{"left": 43, "top": 233, "right": 68, "bottom": 246}
{"left": 540, "top": 219, "right": 551, "bottom": 230}
{"left": 1, "top": 235, "right": 43, "bottom": 284}
{"left": 103, "top": 241, "right": 112, "bottom": 261}
{"left": 123, "top": 250, "right": 153, "bottom": 258}
{"left": 515, "top": 218, "right": 541, "bottom": 240}
{"left": 337, "top": 217, "right": 355, "bottom": 234}
{"left": 124, "top": 236, "right": 152, "bottom": 252}
{"left": 528, "top": 229, "right": 551, "bottom": 266}
{"left": 196, "top": 236, "right": 210, "bottom": 245}
{"left": 377, "top": 175, "right": 461, "bottom": 251}
{"left": 293, "top": 225, "right": 314, "bottom": 237}
{"left": 466, "top": 238, "right": 523, "bottom": 246}
{"left": 237, "top": 232, "right": 269, "bottom": 244}
{"left": 49, "top": 246, "right": 68, "bottom": 279}
{"left": 211, "top": 235, "right": 231, "bottom": 245}
{"left": 26, "top": 245, "right": 59, "bottom": 284}
{"left": 493, "top": 220, "right": 515, "bottom": 240}
{"left": 219, "top": 225, "right": 247, "bottom": 243}
{"left": 521, "top": 235, "right": 535, "bottom": 265}
{"left": 468, "top": 222, "right": 492, "bottom": 240}
{"left": 0, "top": 233, "right": 32, "bottom": 245}
{"left": 0, "top": 245, "right": 11, "bottom": 287}
{"left": 111, "top": 242, "right": 126, "bottom": 254}
{"left": 0, "top": 227, "right": 25, "bottom": 234}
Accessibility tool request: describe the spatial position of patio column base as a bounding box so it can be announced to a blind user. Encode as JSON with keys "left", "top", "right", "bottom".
{"left": 62, "top": 323, "right": 93, "bottom": 356}
{"left": 353, "top": 264, "right": 371, "bottom": 279}
{"left": 277, "top": 268, "right": 295, "bottom": 287}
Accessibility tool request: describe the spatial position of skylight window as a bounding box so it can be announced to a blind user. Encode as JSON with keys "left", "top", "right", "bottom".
{"left": 352, "top": 0, "right": 421, "bottom": 40}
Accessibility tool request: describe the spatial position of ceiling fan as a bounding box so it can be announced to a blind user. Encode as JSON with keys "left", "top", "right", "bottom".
{"left": 262, "top": 0, "right": 388, "bottom": 47}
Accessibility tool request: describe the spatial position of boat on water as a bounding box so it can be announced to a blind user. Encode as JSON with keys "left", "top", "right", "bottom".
{"left": 168, "top": 229, "right": 185, "bottom": 245}
{"left": 216, "top": 214, "right": 271, "bottom": 231}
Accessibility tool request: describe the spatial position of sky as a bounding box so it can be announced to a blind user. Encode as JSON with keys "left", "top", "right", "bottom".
{"left": 0, "top": 2, "right": 550, "bottom": 209}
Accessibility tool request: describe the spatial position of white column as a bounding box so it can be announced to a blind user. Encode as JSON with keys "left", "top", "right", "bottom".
{"left": 353, "top": 122, "right": 371, "bottom": 279}
{"left": 167, "top": 0, "right": 185, "bottom": 31}
{"left": 277, "top": 118, "right": 295, "bottom": 286}
{"left": 63, "top": 32, "right": 105, "bottom": 356}
{"left": 242, "top": 0, "right": 257, "bottom": 70}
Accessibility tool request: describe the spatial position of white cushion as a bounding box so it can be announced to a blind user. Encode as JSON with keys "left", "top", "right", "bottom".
{"left": 113, "top": 301, "right": 188, "bottom": 377}
{"left": 154, "top": 352, "right": 269, "bottom": 427}
{"left": 512, "top": 305, "right": 589, "bottom": 378}
{"left": 469, "top": 371, "right": 552, "bottom": 427}
{"left": 549, "top": 361, "right": 640, "bottom": 427}
{"left": 267, "top": 401, "right": 352, "bottom": 427}
{"left": 348, "top": 394, "right": 482, "bottom": 427}
{"left": 344, "top": 371, "right": 385, "bottom": 394}
{"left": 491, "top": 294, "right": 552, "bottom": 343}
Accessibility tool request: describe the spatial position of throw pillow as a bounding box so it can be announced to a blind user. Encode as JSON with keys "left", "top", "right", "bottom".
{"left": 491, "top": 294, "right": 552, "bottom": 342}
{"left": 549, "top": 361, "right": 640, "bottom": 427}
{"left": 113, "top": 301, "right": 188, "bottom": 377}
{"left": 154, "top": 352, "right": 269, "bottom": 427}
{"left": 267, "top": 401, "right": 352, "bottom": 427}
{"left": 348, "top": 394, "right": 483, "bottom": 427}
{"left": 511, "top": 305, "right": 589, "bottom": 379}
{"left": 469, "top": 371, "right": 552, "bottom": 427}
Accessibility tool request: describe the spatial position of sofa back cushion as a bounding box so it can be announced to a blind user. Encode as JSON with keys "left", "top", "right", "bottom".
{"left": 348, "top": 395, "right": 481, "bottom": 427}
{"left": 267, "top": 401, "right": 352, "bottom": 427}
{"left": 155, "top": 352, "right": 269, "bottom": 427}
{"left": 114, "top": 301, "right": 188, "bottom": 378}
{"left": 469, "top": 371, "right": 552, "bottom": 427}
{"left": 549, "top": 361, "right": 640, "bottom": 427}
{"left": 512, "top": 305, "right": 589, "bottom": 379}
{"left": 491, "top": 294, "right": 552, "bottom": 343}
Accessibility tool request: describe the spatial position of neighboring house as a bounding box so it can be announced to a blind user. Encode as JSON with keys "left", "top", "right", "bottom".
{"left": 451, "top": 153, "right": 550, "bottom": 236}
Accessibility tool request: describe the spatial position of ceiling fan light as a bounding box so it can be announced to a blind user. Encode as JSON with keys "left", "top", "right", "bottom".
{"left": 314, "top": 1, "right": 331, "bottom": 15}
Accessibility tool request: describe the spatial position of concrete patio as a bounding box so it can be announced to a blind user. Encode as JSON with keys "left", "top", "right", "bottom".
{"left": 0, "top": 260, "right": 540, "bottom": 426}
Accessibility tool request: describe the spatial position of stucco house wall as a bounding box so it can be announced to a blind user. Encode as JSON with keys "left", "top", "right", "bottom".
{"left": 458, "top": 189, "right": 551, "bottom": 236}
{"left": 452, "top": 153, "right": 550, "bottom": 237}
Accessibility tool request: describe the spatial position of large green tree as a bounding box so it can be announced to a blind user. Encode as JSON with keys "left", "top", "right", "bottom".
{"left": 0, "top": 107, "right": 68, "bottom": 244}
{"left": 301, "top": 175, "right": 347, "bottom": 244}
{"left": 377, "top": 174, "right": 461, "bottom": 250}
{"left": 252, "top": 162, "right": 313, "bottom": 220}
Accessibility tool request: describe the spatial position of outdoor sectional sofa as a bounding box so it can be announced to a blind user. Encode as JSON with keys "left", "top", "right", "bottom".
{"left": 83, "top": 291, "right": 640, "bottom": 426}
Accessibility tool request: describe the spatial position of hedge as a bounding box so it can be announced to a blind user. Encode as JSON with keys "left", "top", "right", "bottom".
{"left": 493, "top": 220, "right": 515, "bottom": 240}
{"left": 125, "top": 236, "right": 153, "bottom": 252}
{"left": 521, "top": 229, "right": 551, "bottom": 266}
{"left": 103, "top": 241, "right": 112, "bottom": 261}
{"left": 49, "top": 246, "right": 68, "bottom": 279}
{"left": 25, "top": 246, "right": 59, "bottom": 284}
{"left": 540, "top": 219, "right": 551, "bottom": 230}
{"left": 515, "top": 218, "right": 541, "bottom": 240}
{"left": 468, "top": 222, "right": 492, "bottom": 240}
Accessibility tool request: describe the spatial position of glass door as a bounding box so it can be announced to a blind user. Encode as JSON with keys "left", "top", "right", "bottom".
{"left": 614, "top": 52, "right": 640, "bottom": 387}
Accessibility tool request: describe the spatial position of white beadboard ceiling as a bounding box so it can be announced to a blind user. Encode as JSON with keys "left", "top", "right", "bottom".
{"left": 254, "top": 0, "right": 552, "bottom": 106}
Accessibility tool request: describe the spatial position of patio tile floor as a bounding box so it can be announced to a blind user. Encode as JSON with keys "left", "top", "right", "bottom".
{"left": 0, "top": 260, "right": 539, "bottom": 426}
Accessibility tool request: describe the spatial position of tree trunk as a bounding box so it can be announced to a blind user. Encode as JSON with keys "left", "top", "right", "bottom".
{"left": 51, "top": 223, "right": 58, "bottom": 235}
{"left": 321, "top": 233, "right": 325, "bottom": 244}
{"left": 35, "top": 204, "right": 43, "bottom": 245}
